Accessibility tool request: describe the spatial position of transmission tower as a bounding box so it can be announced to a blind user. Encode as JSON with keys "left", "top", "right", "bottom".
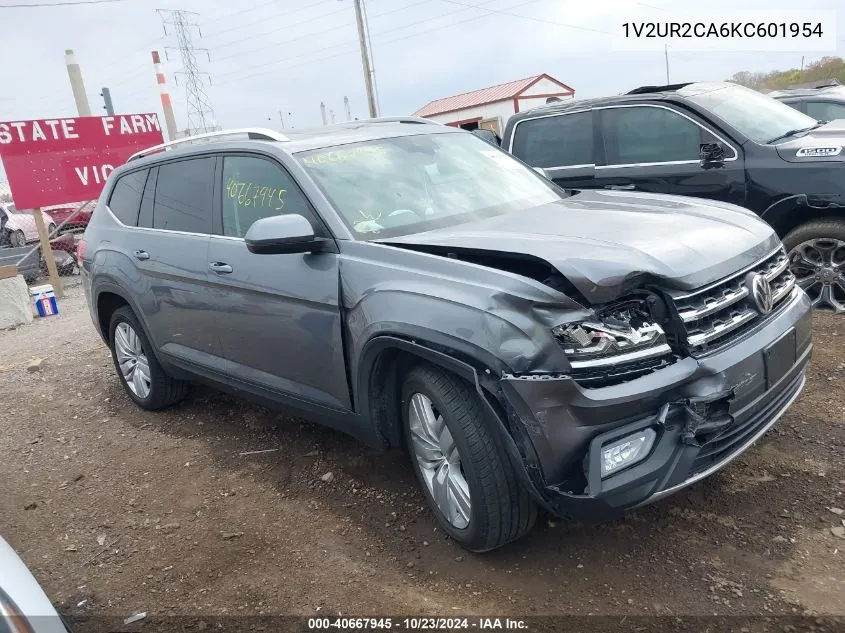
{"left": 157, "top": 9, "right": 217, "bottom": 136}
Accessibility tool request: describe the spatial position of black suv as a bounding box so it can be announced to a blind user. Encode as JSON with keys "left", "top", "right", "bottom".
{"left": 502, "top": 81, "right": 845, "bottom": 312}
{"left": 768, "top": 83, "right": 845, "bottom": 122}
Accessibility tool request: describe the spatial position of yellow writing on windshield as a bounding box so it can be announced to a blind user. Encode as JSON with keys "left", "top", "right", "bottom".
{"left": 302, "top": 145, "right": 387, "bottom": 166}
{"left": 226, "top": 178, "right": 286, "bottom": 211}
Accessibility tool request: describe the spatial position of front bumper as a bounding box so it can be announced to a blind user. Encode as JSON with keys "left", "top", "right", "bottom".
{"left": 500, "top": 288, "right": 813, "bottom": 519}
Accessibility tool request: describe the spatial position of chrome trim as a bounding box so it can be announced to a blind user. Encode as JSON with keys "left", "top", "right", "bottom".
{"left": 772, "top": 274, "right": 796, "bottom": 304}
{"left": 593, "top": 103, "right": 739, "bottom": 166}
{"left": 678, "top": 285, "right": 748, "bottom": 323}
{"left": 687, "top": 309, "right": 757, "bottom": 347}
{"left": 568, "top": 343, "right": 672, "bottom": 369}
{"left": 104, "top": 204, "right": 248, "bottom": 242}
{"left": 635, "top": 374, "right": 806, "bottom": 508}
{"left": 673, "top": 245, "right": 783, "bottom": 300}
{"left": 128, "top": 128, "right": 290, "bottom": 162}
{"left": 765, "top": 254, "right": 790, "bottom": 281}
{"left": 507, "top": 108, "right": 593, "bottom": 170}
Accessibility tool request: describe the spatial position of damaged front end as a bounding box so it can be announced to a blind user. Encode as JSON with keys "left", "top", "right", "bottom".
{"left": 496, "top": 280, "right": 812, "bottom": 520}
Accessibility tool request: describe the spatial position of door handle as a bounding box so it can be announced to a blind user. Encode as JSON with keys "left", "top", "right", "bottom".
{"left": 604, "top": 184, "right": 635, "bottom": 191}
{"left": 209, "top": 262, "right": 233, "bottom": 274}
{"left": 133, "top": 250, "right": 150, "bottom": 261}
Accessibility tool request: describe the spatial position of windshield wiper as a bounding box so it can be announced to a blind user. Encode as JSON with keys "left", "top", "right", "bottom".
{"left": 766, "top": 121, "right": 825, "bottom": 144}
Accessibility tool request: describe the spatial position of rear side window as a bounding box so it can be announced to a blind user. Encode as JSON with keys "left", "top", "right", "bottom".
{"left": 107, "top": 170, "right": 148, "bottom": 226}
{"left": 805, "top": 101, "right": 845, "bottom": 122}
{"left": 153, "top": 157, "right": 215, "bottom": 234}
{"left": 510, "top": 112, "right": 593, "bottom": 168}
{"left": 601, "top": 106, "right": 703, "bottom": 165}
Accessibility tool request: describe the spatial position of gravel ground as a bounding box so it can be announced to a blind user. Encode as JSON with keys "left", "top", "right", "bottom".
{"left": 1, "top": 280, "right": 844, "bottom": 628}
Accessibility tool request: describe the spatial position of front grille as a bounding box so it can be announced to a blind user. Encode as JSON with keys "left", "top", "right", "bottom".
{"left": 690, "top": 370, "right": 804, "bottom": 476}
{"left": 570, "top": 354, "right": 676, "bottom": 388}
{"left": 672, "top": 247, "right": 795, "bottom": 352}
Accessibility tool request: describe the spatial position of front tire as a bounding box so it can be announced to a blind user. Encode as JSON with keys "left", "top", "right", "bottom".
{"left": 401, "top": 364, "right": 537, "bottom": 552}
{"left": 10, "top": 229, "right": 25, "bottom": 247}
{"left": 783, "top": 219, "right": 845, "bottom": 313}
{"left": 108, "top": 306, "right": 188, "bottom": 410}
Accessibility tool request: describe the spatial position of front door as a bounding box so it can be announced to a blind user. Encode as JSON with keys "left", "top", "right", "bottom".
{"left": 205, "top": 153, "right": 351, "bottom": 411}
{"left": 594, "top": 104, "right": 746, "bottom": 206}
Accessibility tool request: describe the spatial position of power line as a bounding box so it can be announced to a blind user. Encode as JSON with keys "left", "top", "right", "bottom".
{"left": 202, "top": 0, "right": 336, "bottom": 44}
{"left": 0, "top": 0, "right": 124, "bottom": 7}
{"left": 437, "top": 0, "right": 614, "bottom": 35}
{"left": 213, "top": 0, "right": 542, "bottom": 88}
{"left": 212, "top": 0, "right": 485, "bottom": 79}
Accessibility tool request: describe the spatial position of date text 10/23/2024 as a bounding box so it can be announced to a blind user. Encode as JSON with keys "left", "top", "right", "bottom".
{"left": 307, "top": 617, "right": 528, "bottom": 630}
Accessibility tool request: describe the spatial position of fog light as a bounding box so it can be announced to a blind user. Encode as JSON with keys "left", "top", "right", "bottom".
{"left": 601, "top": 428, "right": 656, "bottom": 478}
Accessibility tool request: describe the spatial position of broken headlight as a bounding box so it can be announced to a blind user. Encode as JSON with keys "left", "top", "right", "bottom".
{"left": 552, "top": 300, "right": 672, "bottom": 369}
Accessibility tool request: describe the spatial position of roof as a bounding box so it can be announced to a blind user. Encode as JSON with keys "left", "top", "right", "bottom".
{"left": 505, "top": 82, "right": 734, "bottom": 122}
{"left": 767, "top": 85, "right": 845, "bottom": 100}
{"left": 413, "top": 74, "right": 574, "bottom": 117}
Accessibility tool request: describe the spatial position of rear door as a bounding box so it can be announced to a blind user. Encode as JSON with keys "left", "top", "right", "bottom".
{"left": 126, "top": 156, "right": 224, "bottom": 373}
{"left": 508, "top": 110, "right": 595, "bottom": 189}
{"left": 594, "top": 104, "right": 747, "bottom": 206}
{"left": 205, "top": 153, "right": 350, "bottom": 411}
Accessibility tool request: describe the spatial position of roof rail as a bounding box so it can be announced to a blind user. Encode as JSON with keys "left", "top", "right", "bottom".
{"left": 128, "top": 127, "right": 289, "bottom": 162}
{"left": 344, "top": 116, "right": 440, "bottom": 125}
{"left": 626, "top": 82, "right": 694, "bottom": 95}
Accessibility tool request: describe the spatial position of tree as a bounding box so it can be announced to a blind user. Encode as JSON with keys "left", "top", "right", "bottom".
{"left": 728, "top": 56, "right": 845, "bottom": 91}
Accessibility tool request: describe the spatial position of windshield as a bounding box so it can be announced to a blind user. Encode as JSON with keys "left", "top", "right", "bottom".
{"left": 296, "top": 132, "right": 562, "bottom": 239}
{"left": 685, "top": 83, "right": 818, "bottom": 143}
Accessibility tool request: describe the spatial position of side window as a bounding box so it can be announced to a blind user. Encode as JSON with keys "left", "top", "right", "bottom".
{"left": 221, "top": 155, "right": 318, "bottom": 238}
{"left": 805, "top": 101, "right": 845, "bottom": 122}
{"left": 602, "top": 106, "right": 703, "bottom": 165}
{"left": 107, "top": 169, "right": 148, "bottom": 226}
{"left": 511, "top": 111, "right": 593, "bottom": 168}
{"left": 153, "top": 157, "right": 215, "bottom": 234}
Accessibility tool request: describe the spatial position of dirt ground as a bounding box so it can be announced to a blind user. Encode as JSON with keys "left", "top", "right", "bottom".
{"left": 1, "top": 279, "right": 844, "bottom": 627}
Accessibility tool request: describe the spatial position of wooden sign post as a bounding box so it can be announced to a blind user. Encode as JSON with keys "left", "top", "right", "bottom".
{"left": 31, "top": 207, "right": 63, "bottom": 298}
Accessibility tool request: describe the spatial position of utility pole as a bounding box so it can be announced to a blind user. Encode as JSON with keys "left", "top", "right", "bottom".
{"left": 100, "top": 87, "right": 114, "bottom": 116}
{"left": 800, "top": 55, "right": 805, "bottom": 74}
{"left": 278, "top": 110, "right": 285, "bottom": 128}
{"left": 344, "top": 96, "right": 351, "bottom": 121}
{"left": 152, "top": 50, "right": 179, "bottom": 141}
{"left": 64, "top": 49, "right": 91, "bottom": 116}
{"left": 158, "top": 9, "right": 217, "bottom": 136}
{"left": 320, "top": 101, "right": 328, "bottom": 126}
{"left": 353, "top": 0, "right": 378, "bottom": 118}
{"left": 664, "top": 44, "right": 670, "bottom": 84}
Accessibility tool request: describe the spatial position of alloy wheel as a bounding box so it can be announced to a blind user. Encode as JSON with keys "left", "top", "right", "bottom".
{"left": 114, "top": 322, "right": 152, "bottom": 398}
{"left": 789, "top": 238, "right": 845, "bottom": 313}
{"left": 408, "top": 392, "right": 472, "bottom": 529}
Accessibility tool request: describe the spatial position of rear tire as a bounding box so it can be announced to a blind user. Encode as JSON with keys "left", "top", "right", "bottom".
{"left": 10, "top": 229, "right": 25, "bottom": 247}
{"left": 401, "top": 364, "right": 537, "bottom": 552}
{"left": 108, "top": 306, "right": 188, "bottom": 410}
{"left": 783, "top": 219, "right": 845, "bottom": 313}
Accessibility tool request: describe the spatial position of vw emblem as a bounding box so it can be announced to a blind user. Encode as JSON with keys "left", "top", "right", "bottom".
{"left": 748, "top": 273, "right": 774, "bottom": 315}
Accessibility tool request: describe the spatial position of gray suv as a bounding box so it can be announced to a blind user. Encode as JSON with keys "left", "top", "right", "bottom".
{"left": 80, "top": 120, "right": 812, "bottom": 551}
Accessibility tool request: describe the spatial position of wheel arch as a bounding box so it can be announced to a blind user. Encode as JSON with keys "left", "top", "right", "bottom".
{"left": 357, "top": 336, "right": 549, "bottom": 508}
{"left": 761, "top": 194, "right": 845, "bottom": 238}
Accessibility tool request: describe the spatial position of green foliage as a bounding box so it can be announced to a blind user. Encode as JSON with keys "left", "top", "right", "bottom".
{"left": 728, "top": 56, "right": 845, "bottom": 91}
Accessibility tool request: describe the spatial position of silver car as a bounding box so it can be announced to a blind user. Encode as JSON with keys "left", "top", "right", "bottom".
{"left": 0, "top": 535, "right": 69, "bottom": 632}
{"left": 0, "top": 203, "right": 57, "bottom": 247}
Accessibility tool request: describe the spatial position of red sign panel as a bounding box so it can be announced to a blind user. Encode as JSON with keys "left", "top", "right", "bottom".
{"left": 0, "top": 114, "right": 164, "bottom": 209}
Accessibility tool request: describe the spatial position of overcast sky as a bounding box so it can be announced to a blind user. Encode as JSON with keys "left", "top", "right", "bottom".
{"left": 0, "top": 0, "right": 842, "bottom": 156}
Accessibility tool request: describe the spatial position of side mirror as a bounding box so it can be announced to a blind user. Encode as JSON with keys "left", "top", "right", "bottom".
{"left": 244, "top": 214, "right": 327, "bottom": 255}
{"left": 471, "top": 128, "right": 501, "bottom": 147}
{"left": 700, "top": 142, "right": 726, "bottom": 164}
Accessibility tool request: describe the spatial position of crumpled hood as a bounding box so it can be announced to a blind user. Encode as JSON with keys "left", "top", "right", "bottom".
{"left": 775, "top": 119, "right": 845, "bottom": 163}
{"left": 382, "top": 189, "right": 780, "bottom": 304}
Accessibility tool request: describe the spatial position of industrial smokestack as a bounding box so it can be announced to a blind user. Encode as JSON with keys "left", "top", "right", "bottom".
{"left": 320, "top": 101, "right": 328, "bottom": 126}
{"left": 344, "top": 96, "right": 351, "bottom": 121}
{"left": 64, "top": 49, "right": 91, "bottom": 116}
{"left": 152, "top": 51, "right": 178, "bottom": 141}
